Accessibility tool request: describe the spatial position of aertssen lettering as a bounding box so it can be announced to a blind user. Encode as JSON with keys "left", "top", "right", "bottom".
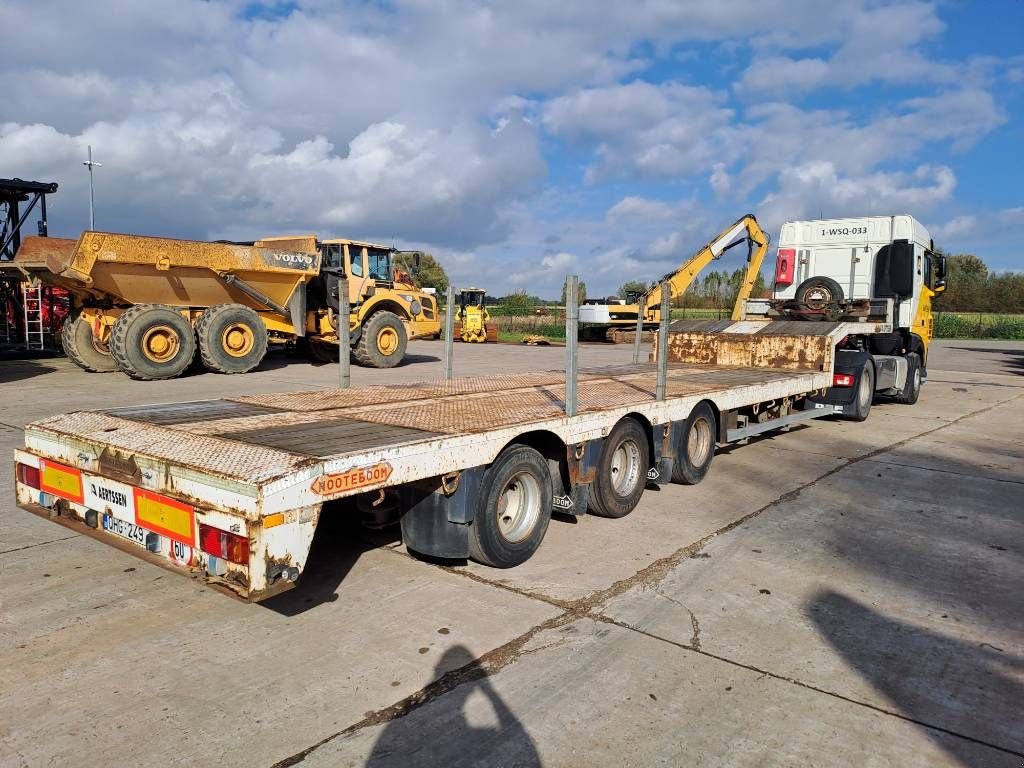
{"left": 90, "top": 483, "right": 128, "bottom": 508}
{"left": 311, "top": 462, "right": 394, "bottom": 495}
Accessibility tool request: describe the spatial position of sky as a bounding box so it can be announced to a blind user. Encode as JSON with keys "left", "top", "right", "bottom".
{"left": 2, "top": 0, "right": 1022, "bottom": 298}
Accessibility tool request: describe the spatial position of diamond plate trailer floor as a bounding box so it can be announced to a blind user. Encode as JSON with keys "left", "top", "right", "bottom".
{"left": 14, "top": 320, "right": 879, "bottom": 600}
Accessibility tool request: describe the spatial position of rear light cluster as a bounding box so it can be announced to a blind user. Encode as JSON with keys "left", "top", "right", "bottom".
{"left": 833, "top": 373, "right": 855, "bottom": 387}
{"left": 16, "top": 463, "right": 40, "bottom": 489}
{"left": 199, "top": 523, "right": 249, "bottom": 565}
{"left": 775, "top": 248, "right": 795, "bottom": 287}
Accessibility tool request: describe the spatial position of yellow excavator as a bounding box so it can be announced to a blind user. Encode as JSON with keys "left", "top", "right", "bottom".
{"left": 452, "top": 287, "right": 498, "bottom": 343}
{"left": 579, "top": 214, "right": 770, "bottom": 339}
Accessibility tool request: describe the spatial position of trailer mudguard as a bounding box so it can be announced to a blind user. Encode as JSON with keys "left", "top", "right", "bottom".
{"left": 398, "top": 466, "right": 485, "bottom": 559}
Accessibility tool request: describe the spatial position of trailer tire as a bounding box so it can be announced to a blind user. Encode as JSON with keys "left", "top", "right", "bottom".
{"left": 110, "top": 304, "right": 196, "bottom": 381}
{"left": 196, "top": 303, "right": 268, "bottom": 374}
{"left": 894, "top": 352, "right": 921, "bottom": 405}
{"left": 353, "top": 311, "right": 407, "bottom": 368}
{"left": 588, "top": 417, "right": 650, "bottom": 518}
{"left": 845, "top": 360, "right": 874, "bottom": 421}
{"left": 62, "top": 314, "right": 117, "bottom": 372}
{"left": 672, "top": 401, "right": 717, "bottom": 485}
{"left": 469, "top": 444, "right": 552, "bottom": 568}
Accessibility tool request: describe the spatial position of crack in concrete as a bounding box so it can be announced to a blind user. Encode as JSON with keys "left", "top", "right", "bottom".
{"left": 654, "top": 590, "right": 701, "bottom": 651}
{"left": 272, "top": 391, "right": 1022, "bottom": 766}
{"left": 0, "top": 535, "right": 78, "bottom": 555}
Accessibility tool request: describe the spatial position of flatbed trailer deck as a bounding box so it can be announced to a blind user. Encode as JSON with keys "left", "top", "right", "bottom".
{"left": 14, "top": 319, "right": 888, "bottom": 601}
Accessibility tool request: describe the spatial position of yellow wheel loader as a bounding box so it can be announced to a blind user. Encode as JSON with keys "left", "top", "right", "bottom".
{"left": 7, "top": 231, "right": 440, "bottom": 380}
{"left": 452, "top": 287, "right": 497, "bottom": 343}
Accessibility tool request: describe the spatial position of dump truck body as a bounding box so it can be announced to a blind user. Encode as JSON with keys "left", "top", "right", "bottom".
{"left": 15, "top": 318, "right": 887, "bottom": 601}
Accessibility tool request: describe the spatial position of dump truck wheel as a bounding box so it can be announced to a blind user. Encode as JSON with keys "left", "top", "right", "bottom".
{"left": 469, "top": 445, "right": 552, "bottom": 568}
{"left": 672, "top": 401, "right": 716, "bottom": 485}
{"left": 354, "top": 311, "right": 407, "bottom": 368}
{"left": 893, "top": 353, "right": 921, "bottom": 405}
{"left": 61, "top": 314, "right": 117, "bottom": 373}
{"left": 589, "top": 417, "right": 649, "bottom": 518}
{"left": 110, "top": 304, "right": 196, "bottom": 381}
{"left": 196, "top": 303, "right": 268, "bottom": 374}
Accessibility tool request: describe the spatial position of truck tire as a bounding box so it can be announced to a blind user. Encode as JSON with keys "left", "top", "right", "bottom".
{"left": 61, "top": 314, "right": 117, "bottom": 372}
{"left": 589, "top": 417, "right": 649, "bottom": 518}
{"left": 110, "top": 304, "right": 196, "bottom": 381}
{"left": 795, "top": 276, "right": 844, "bottom": 320}
{"left": 196, "top": 303, "right": 268, "bottom": 374}
{"left": 894, "top": 352, "right": 921, "bottom": 405}
{"left": 353, "top": 311, "right": 407, "bottom": 368}
{"left": 845, "top": 360, "right": 874, "bottom": 421}
{"left": 469, "top": 444, "right": 552, "bottom": 568}
{"left": 672, "top": 401, "right": 716, "bottom": 485}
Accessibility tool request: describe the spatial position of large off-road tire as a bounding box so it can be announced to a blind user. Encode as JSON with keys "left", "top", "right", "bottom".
{"left": 452, "top": 321, "right": 463, "bottom": 341}
{"left": 893, "top": 352, "right": 921, "bottom": 405}
{"left": 844, "top": 360, "right": 874, "bottom": 422}
{"left": 795, "top": 276, "right": 845, "bottom": 321}
{"left": 353, "top": 311, "right": 407, "bottom": 368}
{"left": 110, "top": 304, "right": 196, "bottom": 381}
{"left": 588, "top": 417, "right": 650, "bottom": 519}
{"left": 61, "top": 314, "right": 117, "bottom": 372}
{"left": 672, "top": 401, "right": 717, "bottom": 485}
{"left": 196, "top": 303, "right": 268, "bottom": 374}
{"left": 469, "top": 444, "right": 553, "bottom": 568}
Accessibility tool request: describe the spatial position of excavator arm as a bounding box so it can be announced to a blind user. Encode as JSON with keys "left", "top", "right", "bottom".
{"left": 641, "top": 214, "right": 770, "bottom": 323}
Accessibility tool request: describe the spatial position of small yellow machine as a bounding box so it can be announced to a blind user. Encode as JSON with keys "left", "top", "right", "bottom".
{"left": 453, "top": 287, "right": 497, "bottom": 343}
{"left": 8, "top": 231, "right": 440, "bottom": 379}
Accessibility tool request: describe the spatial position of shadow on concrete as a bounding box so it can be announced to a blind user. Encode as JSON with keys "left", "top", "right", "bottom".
{"left": 809, "top": 590, "right": 1024, "bottom": 766}
{"left": 364, "top": 644, "right": 541, "bottom": 767}
{"left": 261, "top": 506, "right": 399, "bottom": 616}
{"left": 948, "top": 346, "right": 1024, "bottom": 375}
{"left": 0, "top": 359, "right": 58, "bottom": 382}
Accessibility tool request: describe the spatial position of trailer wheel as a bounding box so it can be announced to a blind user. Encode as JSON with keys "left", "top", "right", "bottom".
{"left": 196, "top": 303, "right": 268, "bottom": 374}
{"left": 894, "top": 352, "right": 921, "bottom": 405}
{"left": 353, "top": 311, "right": 407, "bottom": 368}
{"left": 110, "top": 304, "right": 196, "bottom": 381}
{"left": 61, "top": 314, "right": 117, "bottom": 372}
{"left": 672, "top": 401, "right": 717, "bottom": 485}
{"left": 845, "top": 361, "right": 874, "bottom": 421}
{"left": 589, "top": 417, "right": 650, "bottom": 518}
{"left": 469, "top": 444, "right": 552, "bottom": 568}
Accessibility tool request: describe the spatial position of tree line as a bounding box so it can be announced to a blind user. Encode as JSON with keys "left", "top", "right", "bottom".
{"left": 933, "top": 252, "right": 1024, "bottom": 314}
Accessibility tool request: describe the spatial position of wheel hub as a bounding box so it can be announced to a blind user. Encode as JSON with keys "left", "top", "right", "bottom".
{"left": 688, "top": 417, "right": 713, "bottom": 464}
{"left": 222, "top": 323, "right": 255, "bottom": 357}
{"left": 141, "top": 325, "right": 179, "bottom": 363}
{"left": 609, "top": 439, "right": 641, "bottom": 495}
{"left": 496, "top": 471, "right": 542, "bottom": 543}
{"left": 377, "top": 327, "right": 399, "bottom": 355}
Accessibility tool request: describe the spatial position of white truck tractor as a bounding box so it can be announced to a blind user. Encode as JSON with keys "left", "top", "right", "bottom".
{"left": 748, "top": 214, "right": 947, "bottom": 420}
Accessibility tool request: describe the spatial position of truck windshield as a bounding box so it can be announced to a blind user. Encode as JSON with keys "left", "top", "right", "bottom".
{"left": 368, "top": 247, "right": 391, "bottom": 281}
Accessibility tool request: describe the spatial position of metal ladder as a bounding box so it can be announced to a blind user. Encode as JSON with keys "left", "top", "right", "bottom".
{"left": 22, "top": 283, "right": 45, "bottom": 350}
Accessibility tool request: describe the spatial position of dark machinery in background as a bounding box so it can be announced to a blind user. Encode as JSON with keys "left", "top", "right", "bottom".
{"left": 1, "top": 178, "right": 69, "bottom": 353}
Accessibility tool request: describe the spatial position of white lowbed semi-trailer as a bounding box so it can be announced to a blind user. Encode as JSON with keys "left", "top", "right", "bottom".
{"left": 14, "top": 313, "right": 891, "bottom": 601}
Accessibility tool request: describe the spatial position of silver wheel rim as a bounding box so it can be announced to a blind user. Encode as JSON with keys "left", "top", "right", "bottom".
{"left": 610, "top": 439, "right": 642, "bottom": 495}
{"left": 859, "top": 371, "right": 872, "bottom": 408}
{"left": 688, "top": 417, "right": 713, "bottom": 465}
{"left": 496, "top": 471, "right": 542, "bottom": 543}
{"left": 913, "top": 367, "right": 921, "bottom": 393}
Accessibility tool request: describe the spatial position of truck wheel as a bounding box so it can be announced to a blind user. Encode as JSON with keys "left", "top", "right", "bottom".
{"left": 795, "top": 276, "right": 844, "bottom": 320}
{"left": 845, "top": 361, "right": 874, "bottom": 421}
{"left": 196, "top": 303, "right": 268, "bottom": 374}
{"left": 353, "top": 311, "right": 407, "bottom": 368}
{"left": 110, "top": 304, "right": 196, "bottom": 381}
{"left": 894, "top": 353, "right": 921, "bottom": 405}
{"left": 672, "top": 401, "right": 716, "bottom": 485}
{"left": 61, "top": 314, "right": 117, "bottom": 372}
{"left": 589, "top": 417, "right": 649, "bottom": 518}
{"left": 469, "top": 445, "right": 552, "bottom": 568}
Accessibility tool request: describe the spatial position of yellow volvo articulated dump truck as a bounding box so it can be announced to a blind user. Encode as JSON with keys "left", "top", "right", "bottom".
{"left": 7, "top": 232, "right": 440, "bottom": 379}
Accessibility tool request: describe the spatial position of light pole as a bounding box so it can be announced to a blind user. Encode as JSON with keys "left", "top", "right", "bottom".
{"left": 82, "top": 145, "right": 102, "bottom": 229}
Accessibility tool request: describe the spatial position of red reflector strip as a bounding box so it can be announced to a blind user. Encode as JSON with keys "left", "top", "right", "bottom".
{"left": 833, "top": 373, "right": 855, "bottom": 387}
{"left": 16, "top": 462, "right": 41, "bottom": 490}
{"left": 198, "top": 523, "right": 249, "bottom": 565}
{"left": 133, "top": 487, "right": 195, "bottom": 546}
{"left": 38, "top": 459, "right": 84, "bottom": 504}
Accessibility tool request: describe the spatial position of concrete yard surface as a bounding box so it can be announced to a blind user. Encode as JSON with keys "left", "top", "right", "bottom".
{"left": 1, "top": 339, "right": 1022, "bottom": 767}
